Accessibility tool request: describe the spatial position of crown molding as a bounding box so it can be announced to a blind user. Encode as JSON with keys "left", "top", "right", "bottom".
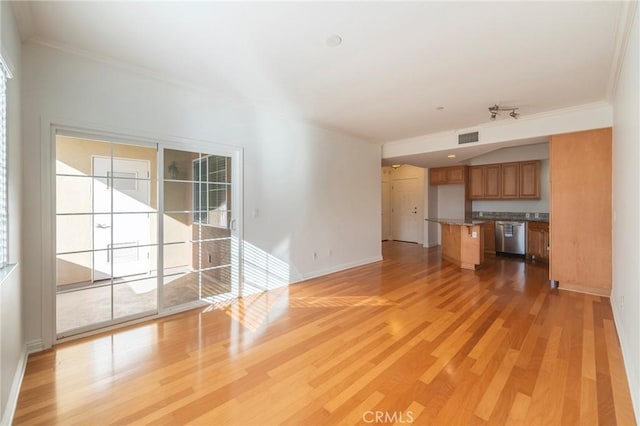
{"left": 9, "top": 1, "right": 35, "bottom": 42}
{"left": 606, "top": 1, "right": 638, "bottom": 101}
{"left": 26, "top": 35, "right": 203, "bottom": 93}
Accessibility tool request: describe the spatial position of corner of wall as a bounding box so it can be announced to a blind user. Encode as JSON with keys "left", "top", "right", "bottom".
{"left": 0, "top": 344, "right": 28, "bottom": 426}
{"left": 610, "top": 299, "right": 640, "bottom": 422}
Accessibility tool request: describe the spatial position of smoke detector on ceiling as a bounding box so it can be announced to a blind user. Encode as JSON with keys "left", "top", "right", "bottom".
{"left": 326, "top": 34, "right": 342, "bottom": 47}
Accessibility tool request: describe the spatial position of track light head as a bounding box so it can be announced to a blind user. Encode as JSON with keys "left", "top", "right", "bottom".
{"left": 488, "top": 104, "right": 520, "bottom": 120}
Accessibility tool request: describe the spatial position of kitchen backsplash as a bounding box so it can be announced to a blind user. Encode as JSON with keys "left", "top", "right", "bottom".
{"left": 472, "top": 211, "right": 549, "bottom": 221}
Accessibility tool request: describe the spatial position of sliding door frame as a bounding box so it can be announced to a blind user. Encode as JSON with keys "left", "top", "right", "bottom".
{"left": 43, "top": 122, "right": 243, "bottom": 347}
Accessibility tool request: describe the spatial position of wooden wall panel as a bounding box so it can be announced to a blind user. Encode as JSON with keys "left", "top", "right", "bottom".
{"left": 550, "top": 128, "right": 612, "bottom": 296}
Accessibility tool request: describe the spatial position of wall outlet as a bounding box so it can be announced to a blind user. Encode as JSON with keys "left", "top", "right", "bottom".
{"left": 525, "top": 213, "right": 530, "bottom": 218}
{"left": 479, "top": 212, "right": 483, "bottom": 217}
{"left": 472, "top": 231, "right": 478, "bottom": 238}
{"left": 534, "top": 212, "right": 539, "bottom": 219}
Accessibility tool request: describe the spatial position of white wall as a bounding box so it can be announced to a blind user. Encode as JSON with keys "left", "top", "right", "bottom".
{"left": 0, "top": 2, "right": 25, "bottom": 424}
{"left": 469, "top": 143, "right": 550, "bottom": 213}
{"left": 21, "top": 43, "right": 382, "bottom": 347}
{"left": 611, "top": 5, "right": 639, "bottom": 420}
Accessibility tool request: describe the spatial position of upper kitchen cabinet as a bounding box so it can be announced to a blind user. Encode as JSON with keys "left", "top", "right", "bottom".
{"left": 429, "top": 166, "right": 467, "bottom": 185}
{"left": 467, "top": 160, "right": 540, "bottom": 200}
{"left": 550, "top": 128, "right": 611, "bottom": 296}
{"left": 468, "top": 166, "right": 485, "bottom": 199}
{"left": 501, "top": 163, "right": 520, "bottom": 199}
{"left": 429, "top": 167, "right": 448, "bottom": 185}
{"left": 484, "top": 165, "right": 501, "bottom": 199}
{"left": 519, "top": 161, "right": 541, "bottom": 199}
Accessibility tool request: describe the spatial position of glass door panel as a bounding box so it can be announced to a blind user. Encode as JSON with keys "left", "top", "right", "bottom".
{"left": 55, "top": 135, "right": 158, "bottom": 337}
{"left": 161, "top": 148, "right": 238, "bottom": 309}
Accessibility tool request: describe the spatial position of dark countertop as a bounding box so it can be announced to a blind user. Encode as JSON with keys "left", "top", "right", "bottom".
{"left": 425, "top": 218, "right": 486, "bottom": 226}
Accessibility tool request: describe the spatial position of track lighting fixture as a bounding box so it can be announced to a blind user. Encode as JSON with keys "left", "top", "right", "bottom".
{"left": 488, "top": 104, "right": 519, "bottom": 120}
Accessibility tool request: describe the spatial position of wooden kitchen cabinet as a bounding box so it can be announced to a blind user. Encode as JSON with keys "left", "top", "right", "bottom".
{"left": 447, "top": 166, "right": 466, "bottom": 184}
{"left": 429, "top": 166, "right": 467, "bottom": 185}
{"left": 483, "top": 220, "right": 496, "bottom": 254}
{"left": 429, "top": 167, "right": 448, "bottom": 185}
{"left": 466, "top": 160, "right": 541, "bottom": 200}
{"left": 501, "top": 163, "right": 520, "bottom": 199}
{"left": 484, "top": 165, "right": 501, "bottom": 199}
{"left": 526, "top": 221, "right": 549, "bottom": 262}
{"left": 520, "top": 161, "right": 541, "bottom": 199}
{"left": 468, "top": 166, "right": 485, "bottom": 199}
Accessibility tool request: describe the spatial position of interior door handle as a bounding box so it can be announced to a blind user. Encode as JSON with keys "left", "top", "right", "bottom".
{"left": 230, "top": 218, "right": 237, "bottom": 231}
{"left": 96, "top": 224, "right": 111, "bottom": 229}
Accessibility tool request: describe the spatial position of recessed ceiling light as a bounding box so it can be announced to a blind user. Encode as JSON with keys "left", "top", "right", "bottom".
{"left": 326, "top": 34, "right": 342, "bottom": 47}
{"left": 447, "top": 154, "right": 456, "bottom": 158}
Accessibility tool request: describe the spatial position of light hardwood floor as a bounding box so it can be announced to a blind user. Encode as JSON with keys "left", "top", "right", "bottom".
{"left": 14, "top": 242, "right": 636, "bottom": 425}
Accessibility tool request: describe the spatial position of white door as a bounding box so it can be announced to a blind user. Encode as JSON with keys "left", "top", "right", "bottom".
{"left": 93, "top": 157, "right": 151, "bottom": 280}
{"left": 381, "top": 182, "right": 391, "bottom": 240}
{"left": 391, "top": 179, "right": 420, "bottom": 243}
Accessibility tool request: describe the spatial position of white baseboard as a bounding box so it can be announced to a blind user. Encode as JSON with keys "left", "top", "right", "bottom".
{"left": 26, "top": 339, "right": 44, "bottom": 354}
{"left": 610, "top": 299, "right": 640, "bottom": 422}
{"left": 0, "top": 345, "right": 29, "bottom": 426}
{"left": 293, "top": 256, "right": 383, "bottom": 284}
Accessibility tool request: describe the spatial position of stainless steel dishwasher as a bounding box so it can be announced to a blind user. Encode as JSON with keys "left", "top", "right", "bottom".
{"left": 495, "top": 221, "right": 526, "bottom": 256}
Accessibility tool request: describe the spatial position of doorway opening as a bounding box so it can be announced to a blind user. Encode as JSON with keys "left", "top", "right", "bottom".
{"left": 381, "top": 165, "right": 425, "bottom": 245}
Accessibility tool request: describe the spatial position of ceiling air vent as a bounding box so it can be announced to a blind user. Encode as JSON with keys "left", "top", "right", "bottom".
{"left": 458, "top": 131, "right": 479, "bottom": 145}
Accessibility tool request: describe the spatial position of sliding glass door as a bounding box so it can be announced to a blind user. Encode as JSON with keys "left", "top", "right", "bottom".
{"left": 55, "top": 134, "right": 241, "bottom": 338}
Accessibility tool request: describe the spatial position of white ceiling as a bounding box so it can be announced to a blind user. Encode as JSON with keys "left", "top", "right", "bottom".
{"left": 12, "top": 1, "right": 625, "bottom": 143}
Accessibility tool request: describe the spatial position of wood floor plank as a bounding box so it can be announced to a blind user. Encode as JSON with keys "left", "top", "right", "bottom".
{"left": 580, "top": 377, "right": 599, "bottom": 425}
{"left": 12, "top": 242, "right": 636, "bottom": 426}
{"left": 474, "top": 348, "right": 520, "bottom": 421}
{"left": 506, "top": 392, "right": 531, "bottom": 425}
{"left": 603, "top": 318, "right": 637, "bottom": 426}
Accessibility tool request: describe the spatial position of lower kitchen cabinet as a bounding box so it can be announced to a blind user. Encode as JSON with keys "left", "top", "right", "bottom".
{"left": 527, "top": 221, "right": 549, "bottom": 262}
{"left": 483, "top": 221, "right": 495, "bottom": 254}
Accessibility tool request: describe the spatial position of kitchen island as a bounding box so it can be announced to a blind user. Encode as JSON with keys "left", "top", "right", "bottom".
{"left": 426, "top": 218, "right": 485, "bottom": 270}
